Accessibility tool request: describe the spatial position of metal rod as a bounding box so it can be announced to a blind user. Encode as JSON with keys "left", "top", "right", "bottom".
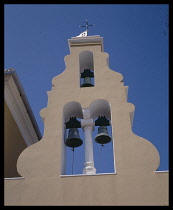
{"left": 79, "top": 19, "right": 95, "bottom": 36}
{"left": 71, "top": 147, "right": 74, "bottom": 175}
{"left": 99, "top": 144, "right": 104, "bottom": 173}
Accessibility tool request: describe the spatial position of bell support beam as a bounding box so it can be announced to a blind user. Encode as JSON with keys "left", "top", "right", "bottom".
{"left": 81, "top": 116, "right": 96, "bottom": 175}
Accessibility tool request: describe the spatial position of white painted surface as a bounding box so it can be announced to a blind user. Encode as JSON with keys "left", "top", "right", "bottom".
{"left": 81, "top": 111, "right": 96, "bottom": 175}
{"left": 155, "top": 171, "right": 169, "bottom": 173}
{"left": 4, "top": 177, "right": 24, "bottom": 180}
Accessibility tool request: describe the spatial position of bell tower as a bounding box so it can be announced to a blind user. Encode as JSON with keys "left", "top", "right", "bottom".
{"left": 11, "top": 28, "right": 168, "bottom": 206}
{"left": 61, "top": 35, "right": 115, "bottom": 175}
{"left": 17, "top": 32, "right": 160, "bottom": 178}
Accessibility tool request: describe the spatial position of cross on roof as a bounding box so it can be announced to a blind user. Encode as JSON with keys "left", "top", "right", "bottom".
{"left": 79, "top": 19, "right": 95, "bottom": 35}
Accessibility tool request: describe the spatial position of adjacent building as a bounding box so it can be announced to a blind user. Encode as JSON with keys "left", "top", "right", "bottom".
{"left": 4, "top": 69, "right": 42, "bottom": 178}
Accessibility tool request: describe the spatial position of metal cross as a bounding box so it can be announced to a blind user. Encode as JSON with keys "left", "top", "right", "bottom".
{"left": 79, "top": 19, "right": 95, "bottom": 35}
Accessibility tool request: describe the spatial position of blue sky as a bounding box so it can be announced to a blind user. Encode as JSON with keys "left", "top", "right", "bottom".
{"left": 4, "top": 4, "right": 168, "bottom": 173}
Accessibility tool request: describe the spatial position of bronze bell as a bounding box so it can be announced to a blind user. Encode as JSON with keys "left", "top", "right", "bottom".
{"left": 81, "top": 77, "right": 94, "bottom": 87}
{"left": 94, "top": 126, "right": 111, "bottom": 145}
{"left": 65, "top": 128, "right": 83, "bottom": 148}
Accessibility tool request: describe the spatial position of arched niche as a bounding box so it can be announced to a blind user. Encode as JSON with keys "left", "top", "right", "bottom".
{"left": 79, "top": 51, "right": 94, "bottom": 73}
{"left": 63, "top": 101, "right": 83, "bottom": 123}
{"left": 79, "top": 51, "right": 95, "bottom": 87}
{"left": 89, "top": 99, "right": 111, "bottom": 120}
{"left": 62, "top": 101, "right": 84, "bottom": 175}
{"left": 89, "top": 99, "right": 115, "bottom": 174}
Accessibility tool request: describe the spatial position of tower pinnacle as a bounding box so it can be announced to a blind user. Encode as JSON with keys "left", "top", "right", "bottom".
{"left": 79, "top": 19, "right": 95, "bottom": 36}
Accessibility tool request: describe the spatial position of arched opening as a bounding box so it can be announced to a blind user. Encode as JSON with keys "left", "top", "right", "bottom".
{"left": 62, "top": 102, "right": 84, "bottom": 175}
{"left": 79, "top": 51, "right": 95, "bottom": 87}
{"left": 89, "top": 99, "right": 115, "bottom": 174}
{"left": 89, "top": 99, "right": 111, "bottom": 120}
